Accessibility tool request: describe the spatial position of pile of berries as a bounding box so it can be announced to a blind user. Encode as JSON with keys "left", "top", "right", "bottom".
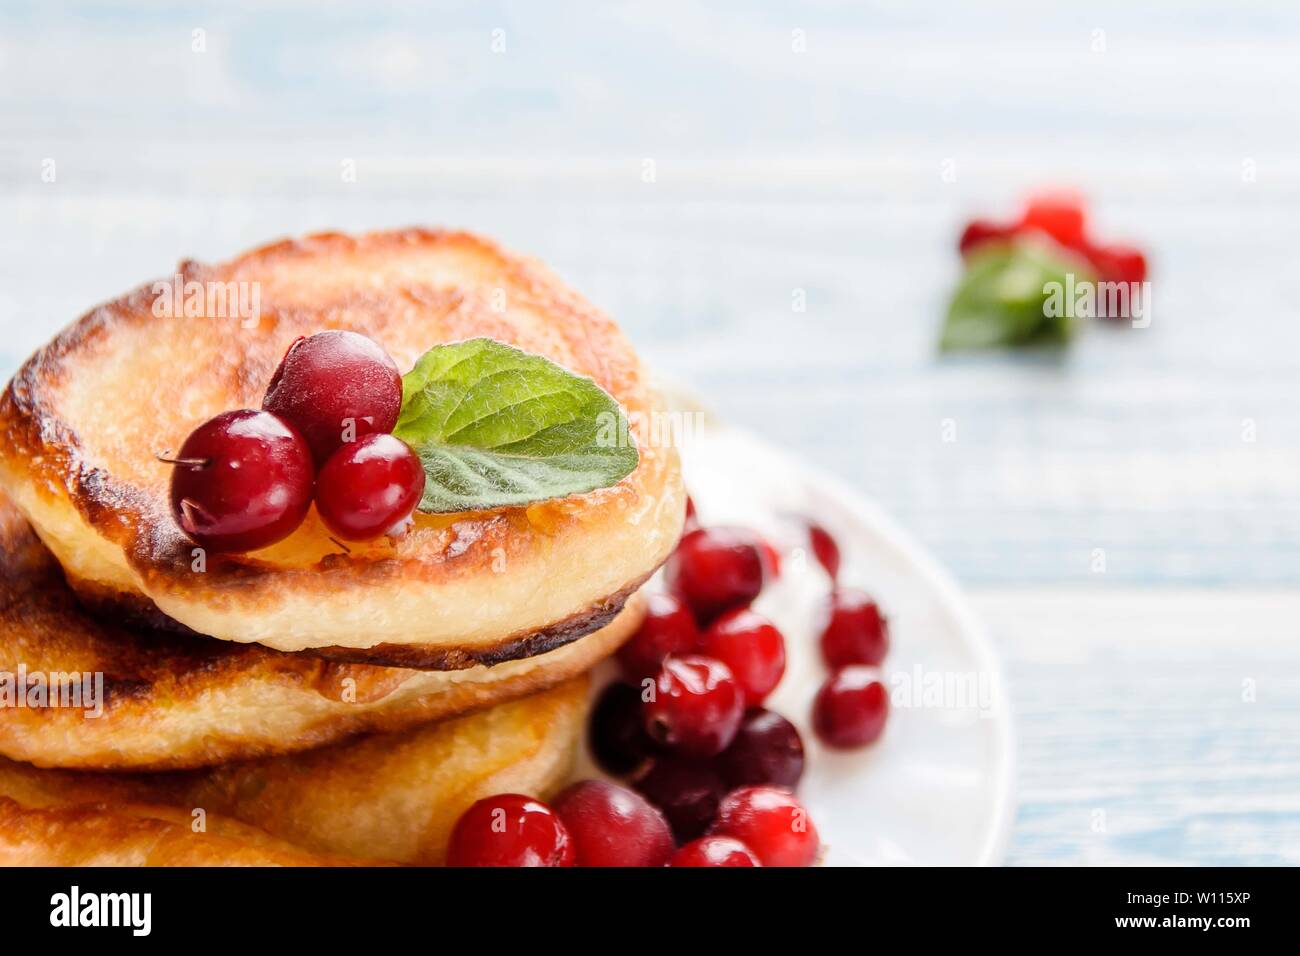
{"left": 164, "top": 330, "right": 425, "bottom": 552}
{"left": 446, "top": 501, "right": 893, "bottom": 866}
{"left": 959, "top": 189, "right": 1148, "bottom": 290}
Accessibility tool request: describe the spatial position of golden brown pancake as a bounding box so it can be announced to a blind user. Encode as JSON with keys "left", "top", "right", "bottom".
{"left": 0, "top": 487, "right": 640, "bottom": 770}
{"left": 0, "top": 228, "right": 684, "bottom": 667}
{"left": 0, "top": 678, "right": 587, "bottom": 865}
{"left": 0, "top": 797, "right": 375, "bottom": 866}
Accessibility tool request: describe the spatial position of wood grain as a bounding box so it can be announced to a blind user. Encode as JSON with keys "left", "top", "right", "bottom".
{"left": 1, "top": 0, "right": 1296, "bottom": 865}
{"left": 975, "top": 589, "right": 1300, "bottom": 866}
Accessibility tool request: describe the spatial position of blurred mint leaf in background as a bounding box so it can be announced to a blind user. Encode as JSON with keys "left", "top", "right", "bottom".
{"left": 940, "top": 241, "right": 1095, "bottom": 350}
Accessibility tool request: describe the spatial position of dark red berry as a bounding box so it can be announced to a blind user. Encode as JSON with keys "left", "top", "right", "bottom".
{"left": 711, "top": 786, "right": 820, "bottom": 867}
{"left": 666, "top": 527, "right": 768, "bottom": 623}
{"left": 698, "top": 609, "right": 786, "bottom": 707}
{"left": 1019, "top": 190, "right": 1088, "bottom": 250}
{"left": 644, "top": 655, "right": 744, "bottom": 758}
{"left": 807, "top": 520, "right": 841, "bottom": 580}
{"left": 262, "top": 330, "right": 403, "bottom": 465}
{"left": 716, "top": 708, "right": 805, "bottom": 790}
{"left": 445, "top": 793, "right": 573, "bottom": 867}
{"left": 588, "top": 682, "right": 656, "bottom": 776}
{"left": 166, "top": 409, "right": 314, "bottom": 553}
{"left": 552, "top": 780, "right": 674, "bottom": 867}
{"left": 314, "top": 433, "right": 424, "bottom": 540}
{"left": 958, "top": 219, "right": 1013, "bottom": 257}
{"left": 671, "top": 835, "right": 761, "bottom": 867}
{"left": 617, "top": 592, "right": 701, "bottom": 682}
{"left": 813, "top": 666, "right": 889, "bottom": 749}
{"left": 632, "top": 755, "right": 726, "bottom": 842}
{"left": 818, "top": 588, "right": 889, "bottom": 669}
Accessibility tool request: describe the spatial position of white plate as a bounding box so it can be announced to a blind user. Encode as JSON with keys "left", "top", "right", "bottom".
{"left": 584, "top": 413, "right": 1015, "bottom": 866}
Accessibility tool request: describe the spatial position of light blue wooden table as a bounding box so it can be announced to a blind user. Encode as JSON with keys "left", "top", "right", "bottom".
{"left": 1, "top": 1, "right": 1297, "bottom": 864}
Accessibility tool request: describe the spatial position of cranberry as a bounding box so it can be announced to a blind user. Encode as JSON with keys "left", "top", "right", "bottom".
{"left": 670, "top": 836, "right": 761, "bottom": 867}
{"left": 958, "top": 219, "right": 1013, "bottom": 257}
{"left": 806, "top": 520, "right": 841, "bottom": 580}
{"left": 759, "top": 538, "right": 782, "bottom": 579}
{"left": 552, "top": 780, "right": 674, "bottom": 867}
{"left": 711, "top": 786, "right": 820, "bottom": 867}
{"left": 666, "top": 527, "right": 768, "bottom": 623}
{"left": 818, "top": 588, "right": 889, "bottom": 669}
{"left": 698, "top": 609, "right": 786, "bottom": 707}
{"left": 588, "top": 682, "right": 656, "bottom": 776}
{"left": 643, "top": 655, "right": 744, "bottom": 758}
{"left": 262, "top": 330, "right": 403, "bottom": 465}
{"left": 716, "top": 709, "right": 805, "bottom": 790}
{"left": 314, "top": 433, "right": 424, "bottom": 540}
{"left": 633, "top": 755, "right": 726, "bottom": 842}
{"left": 617, "top": 592, "right": 701, "bottom": 682}
{"left": 166, "top": 409, "right": 314, "bottom": 553}
{"left": 813, "top": 666, "right": 889, "bottom": 749}
{"left": 1019, "top": 190, "right": 1088, "bottom": 250}
{"left": 1087, "top": 242, "right": 1148, "bottom": 287}
{"left": 445, "top": 793, "right": 574, "bottom": 867}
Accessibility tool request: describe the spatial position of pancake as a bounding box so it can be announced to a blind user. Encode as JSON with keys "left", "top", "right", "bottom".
{"left": 0, "top": 488, "right": 642, "bottom": 770}
{"left": 0, "top": 797, "right": 373, "bottom": 866}
{"left": 0, "top": 677, "right": 587, "bottom": 865}
{"left": 0, "top": 228, "right": 684, "bottom": 667}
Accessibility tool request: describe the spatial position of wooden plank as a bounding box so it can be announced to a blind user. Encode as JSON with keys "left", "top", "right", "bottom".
{"left": 972, "top": 589, "right": 1300, "bottom": 865}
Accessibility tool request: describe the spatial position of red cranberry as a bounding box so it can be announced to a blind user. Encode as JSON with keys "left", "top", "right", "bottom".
{"left": 666, "top": 527, "right": 768, "bottom": 623}
{"left": 1087, "top": 242, "right": 1148, "bottom": 287}
{"left": 716, "top": 708, "right": 805, "bottom": 790}
{"left": 632, "top": 755, "right": 726, "bottom": 842}
{"left": 166, "top": 409, "right": 314, "bottom": 553}
{"left": 698, "top": 609, "right": 786, "bottom": 707}
{"left": 813, "top": 666, "right": 889, "bottom": 749}
{"left": 552, "top": 780, "right": 674, "bottom": 867}
{"left": 262, "top": 330, "right": 403, "bottom": 465}
{"left": 958, "top": 219, "right": 1013, "bottom": 256}
{"left": 710, "top": 786, "right": 820, "bottom": 867}
{"left": 643, "top": 655, "right": 744, "bottom": 758}
{"left": 314, "top": 433, "right": 424, "bottom": 540}
{"left": 818, "top": 588, "right": 890, "bottom": 669}
{"left": 445, "top": 793, "right": 573, "bottom": 867}
{"left": 806, "top": 520, "right": 840, "bottom": 580}
{"left": 617, "top": 592, "right": 701, "bottom": 682}
{"left": 670, "top": 836, "right": 761, "bottom": 867}
{"left": 759, "top": 538, "right": 782, "bottom": 579}
{"left": 1019, "top": 190, "right": 1088, "bottom": 250}
{"left": 588, "top": 682, "right": 656, "bottom": 776}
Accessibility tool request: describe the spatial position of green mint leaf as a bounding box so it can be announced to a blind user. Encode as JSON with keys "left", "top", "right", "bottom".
{"left": 392, "top": 338, "right": 640, "bottom": 513}
{"left": 940, "top": 241, "right": 1095, "bottom": 350}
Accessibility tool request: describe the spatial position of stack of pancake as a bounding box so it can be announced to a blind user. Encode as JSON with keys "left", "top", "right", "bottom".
{"left": 0, "top": 230, "right": 684, "bottom": 865}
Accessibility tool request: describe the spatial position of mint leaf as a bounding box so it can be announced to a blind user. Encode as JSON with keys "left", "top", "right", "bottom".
{"left": 940, "top": 242, "right": 1094, "bottom": 350}
{"left": 392, "top": 338, "right": 639, "bottom": 513}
